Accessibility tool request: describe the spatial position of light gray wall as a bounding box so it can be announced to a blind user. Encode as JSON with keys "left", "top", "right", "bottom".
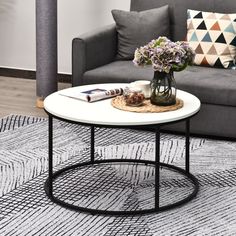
{"left": 0, "top": 0, "right": 130, "bottom": 74}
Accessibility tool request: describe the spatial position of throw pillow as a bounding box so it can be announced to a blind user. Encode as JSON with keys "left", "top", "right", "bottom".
{"left": 187, "top": 9, "right": 236, "bottom": 69}
{"left": 111, "top": 6, "right": 170, "bottom": 60}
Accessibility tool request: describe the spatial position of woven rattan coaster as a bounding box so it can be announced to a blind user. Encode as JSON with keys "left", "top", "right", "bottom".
{"left": 111, "top": 96, "right": 184, "bottom": 113}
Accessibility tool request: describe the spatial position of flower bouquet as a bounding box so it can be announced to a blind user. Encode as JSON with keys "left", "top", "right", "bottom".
{"left": 133, "top": 37, "right": 195, "bottom": 106}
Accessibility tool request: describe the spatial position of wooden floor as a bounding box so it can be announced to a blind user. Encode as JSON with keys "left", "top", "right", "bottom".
{"left": 0, "top": 76, "right": 71, "bottom": 118}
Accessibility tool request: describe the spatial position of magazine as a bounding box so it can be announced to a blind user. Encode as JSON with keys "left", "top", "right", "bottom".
{"left": 59, "top": 87, "right": 124, "bottom": 102}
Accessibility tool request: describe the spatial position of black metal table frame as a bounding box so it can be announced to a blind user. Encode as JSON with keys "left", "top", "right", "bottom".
{"left": 44, "top": 111, "right": 199, "bottom": 216}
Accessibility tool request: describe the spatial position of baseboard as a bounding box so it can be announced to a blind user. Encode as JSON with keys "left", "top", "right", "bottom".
{"left": 0, "top": 67, "right": 71, "bottom": 83}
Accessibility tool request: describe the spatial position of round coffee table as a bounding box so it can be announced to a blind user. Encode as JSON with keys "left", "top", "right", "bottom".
{"left": 44, "top": 83, "right": 201, "bottom": 216}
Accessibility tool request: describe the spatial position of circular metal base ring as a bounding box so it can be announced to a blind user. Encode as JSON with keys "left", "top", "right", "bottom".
{"left": 45, "top": 159, "right": 199, "bottom": 216}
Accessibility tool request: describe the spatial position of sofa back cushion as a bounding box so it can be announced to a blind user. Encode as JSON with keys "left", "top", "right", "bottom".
{"left": 130, "top": 0, "right": 236, "bottom": 41}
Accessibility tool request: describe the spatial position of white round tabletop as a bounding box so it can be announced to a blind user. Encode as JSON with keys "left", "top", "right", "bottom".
{"left": 44, "top": 83, "right": 201, "bottom": 126}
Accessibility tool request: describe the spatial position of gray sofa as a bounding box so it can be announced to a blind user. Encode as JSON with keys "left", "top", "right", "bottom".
{"left": 72, "top": 0, "right": 236, "bottom": 139}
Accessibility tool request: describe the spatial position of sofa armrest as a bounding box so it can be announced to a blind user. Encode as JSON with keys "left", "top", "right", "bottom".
{"left": 72, "top": 24, "right": 117, "bottom": 86}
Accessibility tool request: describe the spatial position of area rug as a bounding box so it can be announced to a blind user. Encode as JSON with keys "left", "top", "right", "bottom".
{"left": 0, "top": 114, "right": 236, "bottom": 236}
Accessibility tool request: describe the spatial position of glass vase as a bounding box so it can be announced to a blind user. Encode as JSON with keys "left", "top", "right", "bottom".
{"left": 150, "top": 70, "right": 177, "bottom": 106}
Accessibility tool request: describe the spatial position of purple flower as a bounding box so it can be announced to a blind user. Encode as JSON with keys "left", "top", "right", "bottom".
{"left": 133, "top": 36, "right": 195, "bottom": 72}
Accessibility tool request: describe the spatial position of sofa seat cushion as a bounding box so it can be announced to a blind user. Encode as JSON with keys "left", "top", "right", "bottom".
{"left": 83, "top": 61, "right": 154, "bottom": 84}
{"left": 175, "top": 66, "right": 236, "bottom": 106}
{"left": 83, "top": 61, "right": 236, "bottom": 106}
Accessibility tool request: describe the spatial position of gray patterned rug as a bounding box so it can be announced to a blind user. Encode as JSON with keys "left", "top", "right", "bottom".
{"left": 0, "top": 114, "right": 236, "bottom": 236}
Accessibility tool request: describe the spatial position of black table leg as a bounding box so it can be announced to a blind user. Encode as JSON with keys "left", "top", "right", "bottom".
{"left": 185, "top": 119, "right": 190, "bottom": 173}
{"left": 44, "top": 114, "right": 199, "bottom": 215}
{"left": 155, "top": 126, "right": 160, "bottom": 210}
{"left": 91, "top": 126, "right": 95, "bottom": 163}
{"left": 48, "top": 115, "right": 53, "bottom": 197}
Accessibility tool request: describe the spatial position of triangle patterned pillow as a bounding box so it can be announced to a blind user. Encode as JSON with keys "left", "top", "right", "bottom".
{"left": 187, "top": 9, "right": 236, "bottom": 69}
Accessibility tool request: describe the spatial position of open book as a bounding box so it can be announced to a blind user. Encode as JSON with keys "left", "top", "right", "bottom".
{"left": 59, "top": 87, "right": 124, "bottom": 102}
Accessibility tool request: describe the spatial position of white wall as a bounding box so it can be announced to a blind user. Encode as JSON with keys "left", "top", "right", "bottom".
{"left": 0, "top": 0, "right": 130, "bottom": 74}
